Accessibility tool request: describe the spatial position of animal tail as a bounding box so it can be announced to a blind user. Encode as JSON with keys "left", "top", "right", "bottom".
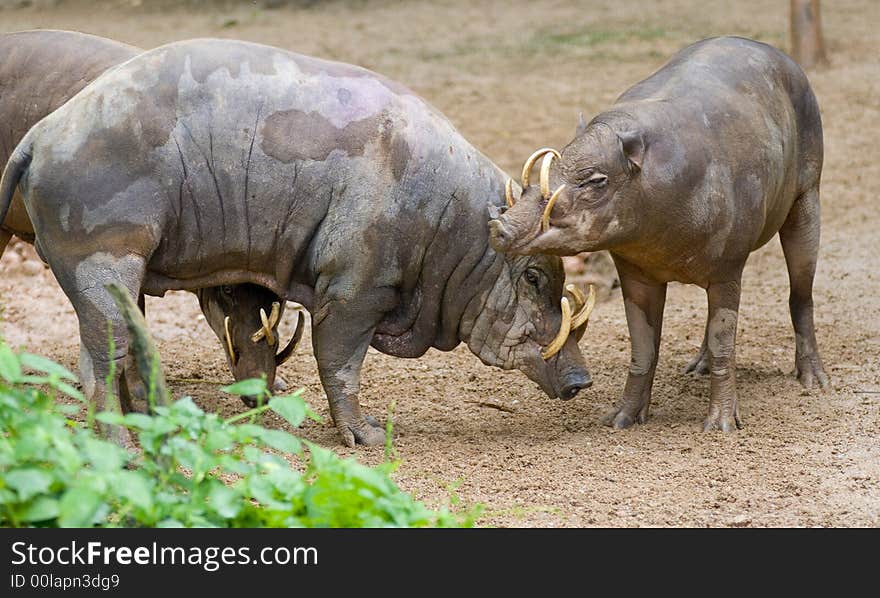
{"left": 0, "top": 137, "right": 33, "bottom": 225}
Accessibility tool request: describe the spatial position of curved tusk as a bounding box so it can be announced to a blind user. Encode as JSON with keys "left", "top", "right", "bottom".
{"left": 539, "top": 151, "right": 555, "bottom": 199}
{"left": 541, "top": 184, "right": 566, "bottom": 232}
{"left": 505, "top": 178, "right": 516, "bottom": 208}
{"left": 541, "top": 296, "right": 572, "bottom": 360}
{"left": 521, "top": 147, "right": 561, "bottom": 189}
{"left": 268, "top": 301, "right": 281, "bottom": 328}
{"left": 275, "top": 310, "right": 305, "bottom": 366}
{"left": 224, "top": 316, "right": 237, "bottom": 363}
{"left": 569, "top": 284, "right": 596, "bottom": 330}
{"left": 260, "top": 308, "right": 276, "bottom": 346}
{"left": 565, "top": 283, "right": 586, "bottom": 308}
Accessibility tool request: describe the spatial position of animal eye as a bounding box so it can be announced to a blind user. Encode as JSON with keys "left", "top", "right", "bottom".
{"left": 222, "top": 286, "right": 234, "bottom": 296}
{"left": 524, "top": 269, "right": 541, "bottom": 287}
{"left": 584, "top": 173, "right": 608, "bottom": 187}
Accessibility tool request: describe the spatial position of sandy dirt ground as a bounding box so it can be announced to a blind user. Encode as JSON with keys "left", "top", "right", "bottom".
{"left": 0, "top": 0, "right": 877, "bottom": 527}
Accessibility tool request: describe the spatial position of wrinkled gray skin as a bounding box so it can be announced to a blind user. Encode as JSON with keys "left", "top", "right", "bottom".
{"left": 490, "top": 37, "right": 828, "bottom": 432}
{"left": 0, "top": 39, "right": 591, "bottom": 447}
{"left": 0, "top": 30, "right": 290, "bottom": 408}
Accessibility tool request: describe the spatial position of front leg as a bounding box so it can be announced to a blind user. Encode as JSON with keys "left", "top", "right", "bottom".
{"left": 602, "top": 260, "right": 667, "bottom": 429}
{"left": 703, "top": 277, "right": 744, "bottom": 432}
{"left": 311, "top": 280, "right": 395, "bottom": 447}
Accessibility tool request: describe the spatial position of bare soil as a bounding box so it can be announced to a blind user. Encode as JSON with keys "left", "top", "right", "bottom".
{"left": 1, "top": 0, "right": 877, "bottom": 527}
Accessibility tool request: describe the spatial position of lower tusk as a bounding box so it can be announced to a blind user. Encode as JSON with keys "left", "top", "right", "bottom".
{"left": 224, "top": 316, "right": 237, "bottom": 363}
{"left": 539, "top": 152, "right": 555, "bottom": 199}
{"left": 275, "top": 310, "right": 305, "bottom": 366}
{"left": 570, "top": 284, "right": 596, "bottom": 330}
{"left": 521, "top": 147, "right": 560, "bottom": 189}
{"left": 541, "top": 296, "right": 572, "bottom": 360}
{"left": 505, "top": 178, "right": 516, "bottom": 208}
{"left": 541, "top": 184, "right": 566, "bottom": 232}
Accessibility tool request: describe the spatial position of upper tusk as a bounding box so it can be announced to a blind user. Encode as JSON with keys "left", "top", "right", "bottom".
{"left": 541, "top": 184, "right": 566, "bottom": 232}
{"left": 260, "top": 308, "right": 275, "bottom": 346}
{"left": 539, "top": 152, "right": 555, "bottom": 199}
{"left": 570, "top": 284, "right": 596, "bottom": 330}
{"left": 565, "top": 283, "right": 586, "bottom": 309}
{"left": 521, "top": 147, "right": 560, "bottom": 189}
{"left": 541, "top": 296, "right": 572, "bottom": 360}
{"left": 224, "top": 316, "right": 237, "bottom": 362}
{"left": 564, "top": 283, "right": 585, "bottom": 320}
{"left": 268, "top": 301, "right": 281, "bottom": 328}
{"left": 505, "top": 178, "right": 516, "bottom": 208}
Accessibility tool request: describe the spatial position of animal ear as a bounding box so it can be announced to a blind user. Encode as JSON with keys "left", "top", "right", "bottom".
{"left": 576, "top": 112, "right": 588, "bottom": 136}
{"left": 617, "top": 129, "right": 645, "bottom": 171}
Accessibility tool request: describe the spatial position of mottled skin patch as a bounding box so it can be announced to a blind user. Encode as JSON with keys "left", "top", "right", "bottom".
{"left": 0, "top": 39, "right": 591, "bottom": 447}
{"left": 0, "top": 31, "right": 290, "bottom": 429}
{"left": 261, "top": 109, "right": 386, "bottom": 162}
{"left": 491, "top": 36, "right": 829, "bottom": 432}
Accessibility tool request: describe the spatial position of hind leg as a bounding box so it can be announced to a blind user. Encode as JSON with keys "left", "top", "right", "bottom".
{"left": 779, "top": 187, "right": 829, "bottom": 389}
{"left": 51, "top": 252, "right": 147, "bottom": 447}
{"left": 685, "top": 300, "right": 711, "bottom": 375}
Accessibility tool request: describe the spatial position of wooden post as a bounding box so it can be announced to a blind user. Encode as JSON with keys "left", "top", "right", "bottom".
{"left": 790, "top": 0, "right": 829, "bottom": 68}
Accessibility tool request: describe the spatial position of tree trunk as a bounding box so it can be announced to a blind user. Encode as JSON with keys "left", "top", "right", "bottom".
{"left": 790, "top": 0, "right": 829, "bottom": 68}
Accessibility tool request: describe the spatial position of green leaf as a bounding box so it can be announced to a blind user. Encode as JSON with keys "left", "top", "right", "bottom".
{"left": 114, "top": 470, "right": 153, "bottom": 511}
{"left": 5, "top": 468, "right": 54, "bottom": 501}
{"left": 204, "top": 428, "right": 234, "bottom": 451}
{"left": 221, "top": 378, "right": 267, "bottom": 398}
{"left": 254, "top": 428, "right": 302, "bottom": 455}
{"left": 21, "top": 496, "right": 60, "bottom": 522}
{"left": 169, "top": 396, "right": 204, "bottom": 418}
{"left": 56, "top": 403, "right": 80, "bottom": 416}
{"left": 95, "top": 412, "right": 126, "bottom": 426}
{"left": 0, "top": 343, "right": 22, "bottom": 383}
{"left": 53, "top": 381, "right": 85, "bottom": 402}
{"left": 19, "top": 353, "right": 77, "bottom": 381}
{"left": 83, "top": 437, "right": 127, "bottom": 472}
{"left": 242, "top": 445, "right": 268, "bottom": 463}
{"left": 263, "top": 463, "right": 303, "bottom": 494}
{"left": 235, "top": 423, "right": 266, "bottom": 441}
{"left": 269, "top": 395, "right": 306, "bottom": 428}
{"left": 208, "top": 484, "right": 241, "bottom": 519}
{"left": 305, "top": 405, "right": 323, "bottom": 423}
{"left": 58, "top": 486, "right": 103, "bottom": 527}
{"left": 305, "top": 441, "right": 334, "bottom": 468}
{"left": 52, "top": 436, "right": 83, "bottom": 472}
{"left": 121, "top": 413, "right": 160, "bottom": 430}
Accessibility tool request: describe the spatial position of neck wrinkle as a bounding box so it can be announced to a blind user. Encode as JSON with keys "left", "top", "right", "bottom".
{"left": 454, "top": 245, "right": 505, "bottom": 350}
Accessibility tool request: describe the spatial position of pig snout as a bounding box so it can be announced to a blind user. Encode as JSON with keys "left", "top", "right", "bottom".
{"left": 489, "top": 219, "right": 514, "bottom": 252}
{"left": 559, "top": 370, "right": 592, "bottom": 400}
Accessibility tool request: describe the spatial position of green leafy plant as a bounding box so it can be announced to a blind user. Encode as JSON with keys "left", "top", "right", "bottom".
{"left": 0, "top": 340, "right": 477, "bottom": 528}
